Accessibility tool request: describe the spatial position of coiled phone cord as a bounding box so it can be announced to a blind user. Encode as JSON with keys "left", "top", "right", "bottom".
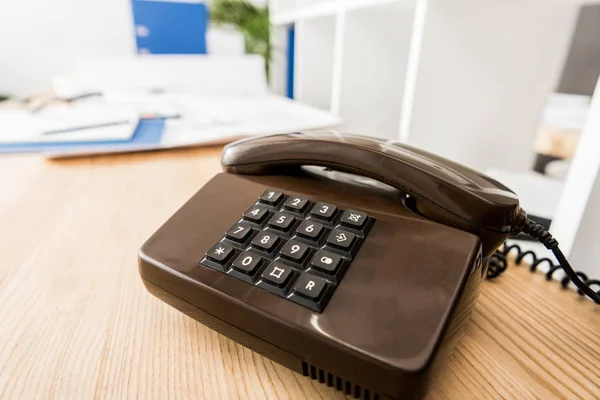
{"left": 487, "top": 218, "right": 600, "bottom": 304}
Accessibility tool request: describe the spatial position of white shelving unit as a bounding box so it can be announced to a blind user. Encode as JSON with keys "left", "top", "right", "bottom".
{"left": 269, "top": 0, "right": 583, "bottom": 171}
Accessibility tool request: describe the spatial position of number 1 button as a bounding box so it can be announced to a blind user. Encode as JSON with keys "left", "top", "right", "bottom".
{"left": 259, "top": 189, "right": 283, "bottom": 205}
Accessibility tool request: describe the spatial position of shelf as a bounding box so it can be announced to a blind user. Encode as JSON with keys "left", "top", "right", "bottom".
{"left": 335, "top": 1, "right": 415, "bottom": 139}
{"left": 293, "top": 16, "right": 337, "bottom": 110}
{"left": 271, "top": 0, "right": 403, "bottom": 25}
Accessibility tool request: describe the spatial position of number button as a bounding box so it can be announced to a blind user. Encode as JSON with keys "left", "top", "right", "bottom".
{"left": 310, "top": 202, "right": 337, "bottom": 220}
{"left": 326, "top": 228, "right": 356, "bottom": 250}
{"left": 279, "top": 240, "right": 310, "bottom": 262}
{"left": 296, "top": 220, "right": 324, "bottom": 240}
{"left": 225, "top": 222, "right": 253, "bottom": 242}
{"left": 206, "top": 242, "right": 235, "bottom": 264}
{"left": 243, "top": 204, "right": 269, "bottom": 223}
{"left": 310, "top": 250, "right": 342, "bottom": 273}
{"left": 268, "top": 212, "right": 294, "bottom": 231}
{"left": 232, "top": 251, "right": 262, "bottom": 274}
{"left": 293, "top": 273, "right": 327, "bottom": 300}
{"left": 261, "top": 262, "right": 294, "bottom": 287}
{"left": 340, "top": 209, "right": 368, "bottom": 229}
{"left": 251, "top": 231, "right": 280, "bottom": 252}
{"left": 259, "top": 189, "right": 283, "bottom": 205}
{"left": 284, "top": 195, "right": 309, "bottom": 213}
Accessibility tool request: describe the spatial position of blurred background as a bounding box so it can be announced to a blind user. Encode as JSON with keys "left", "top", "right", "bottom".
{"left": 0, "top": 0, "right": 598, "bottom": 275}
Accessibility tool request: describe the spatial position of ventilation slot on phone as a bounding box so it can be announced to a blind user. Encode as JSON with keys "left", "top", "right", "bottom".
{"left": 301, "top": 361, "right": 380, "bottom": 400}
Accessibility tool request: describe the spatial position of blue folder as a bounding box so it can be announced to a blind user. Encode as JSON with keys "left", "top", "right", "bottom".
{"left": 131, "top": 0, "right": 208, "bottom": 55}
{"left": 0, "top": 119, "right": 164, "bottom": 154}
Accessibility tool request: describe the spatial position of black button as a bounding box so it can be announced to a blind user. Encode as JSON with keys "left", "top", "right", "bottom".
{"left": 243, "top": 204, "right": 269, "bottom": 223}
{"left": 261, "top": 262, "right": 294, "bottom": 287}
{"left": 284, "top": 195, "right": 309, "bottom": 213}
{"left": 279, "top": 240, "right": 310, "bottom": 262}
{"left": 326, "top": 228, "right": 356, "bottom": 250}
{"left": 232, "top": 251, "right": 262, "bottom": 274}
{"left": 293, "top": 273, "right": 327, "bottom": 300}
{"left": 268, "top": 212, "right": 294, "bottom": 231}
{"left": 310, "top": 202, "right": 337, "bottom": 220}
{"left": 296, "top": 220, "right": 324, "bottom": 240}
{"left": 225, "top": 222, "right": 253, "bottom": 242}
{"left": 251, "top": 231, "right": 280, "bottom": 252}
{"left": 310, "top": 250, "right": 342, "bottom": 273}
{"left": 206, "top": 242, "right": 235, "bottom": 264}
{"left": 259, "top": 189, "right": 283, "bottom": 205}
{"left": 340, "top": 209, "right": 368, "bottom": 229}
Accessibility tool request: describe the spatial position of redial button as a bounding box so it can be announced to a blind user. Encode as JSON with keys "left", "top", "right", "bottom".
{"left": 293, "top": 273, "right": 327, "bottom": 300}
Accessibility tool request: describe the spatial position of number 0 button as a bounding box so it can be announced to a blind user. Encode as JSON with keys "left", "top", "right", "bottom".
{"left": 251, "top": 232, "right": 280, "bottom": 252}
{"left": 232, "top": 251, "right": 262, "bottom": 274}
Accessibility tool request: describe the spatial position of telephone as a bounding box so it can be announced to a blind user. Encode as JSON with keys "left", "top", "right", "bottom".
{"left": 138, "top": 132, "right": 599, "bottom": 400}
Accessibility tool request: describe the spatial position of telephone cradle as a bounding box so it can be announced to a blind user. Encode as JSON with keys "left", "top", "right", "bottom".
{"left": 138, "top": 132, "right": 598, "bottom": 399}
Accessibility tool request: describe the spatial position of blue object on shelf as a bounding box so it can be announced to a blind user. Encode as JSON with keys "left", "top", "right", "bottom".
{"left": 0, "top": 119, "right": 165, "bottom": 154}
{"left": 131, "top": 0, "right": 208, "bottom": 54}
{"left": 287, "top": 25, "right": 295, "bottom": 99}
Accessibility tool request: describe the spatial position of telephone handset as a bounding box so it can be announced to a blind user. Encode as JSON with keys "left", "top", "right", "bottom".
{"left": 139, "top": 132, "right": 598, "bottom": 400}
{"left": 221, "top": 131, "right": 525, "bottom": 256}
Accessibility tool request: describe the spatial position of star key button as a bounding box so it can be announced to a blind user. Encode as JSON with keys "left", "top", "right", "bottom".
{"left": 326, "top": 228, "right": 356, "bottom": 250}
{"left": 206, "top": 242, "right": 235, "bottom": 264}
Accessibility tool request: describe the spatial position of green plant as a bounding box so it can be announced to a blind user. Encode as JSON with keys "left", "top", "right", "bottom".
{"left": 210, "top": 0, "right": 271, "bottom": 79}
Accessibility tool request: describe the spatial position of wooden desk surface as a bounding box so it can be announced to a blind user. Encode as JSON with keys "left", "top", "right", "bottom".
{"left": 1, "top": 148, "right": 598, "bottom": 400}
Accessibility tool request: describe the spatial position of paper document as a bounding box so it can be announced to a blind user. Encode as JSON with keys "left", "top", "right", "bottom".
{"left": 0, "top": 104, "right": 138, "bottom": 144}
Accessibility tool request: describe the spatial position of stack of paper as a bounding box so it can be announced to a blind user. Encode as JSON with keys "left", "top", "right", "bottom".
{"left": 2, "top": 55, "right": 341, "bottom": 158}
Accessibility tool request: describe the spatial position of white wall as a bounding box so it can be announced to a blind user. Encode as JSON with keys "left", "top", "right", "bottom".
{"left": 0, "top": 0, "right": 136, "bottom": 97}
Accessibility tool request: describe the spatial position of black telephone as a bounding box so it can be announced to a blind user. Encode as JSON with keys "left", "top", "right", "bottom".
{"left": 139, "top": 132, "right": 599, "bottom": 400}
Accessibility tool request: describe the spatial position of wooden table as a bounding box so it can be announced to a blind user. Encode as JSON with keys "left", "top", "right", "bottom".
{"left": 1, "top": 148, "right": 598, "bottom": 400}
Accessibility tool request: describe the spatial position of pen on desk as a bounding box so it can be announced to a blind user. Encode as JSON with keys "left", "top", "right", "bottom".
{"left": 42, "top": 120, "right": 131, "bottom": 135}
{"left": 42, "top": 114, "right": 181, "bottom": 135}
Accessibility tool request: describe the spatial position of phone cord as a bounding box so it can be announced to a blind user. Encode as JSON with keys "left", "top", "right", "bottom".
{"left": 487, "top": 218, "right": 600, "bottom": 304}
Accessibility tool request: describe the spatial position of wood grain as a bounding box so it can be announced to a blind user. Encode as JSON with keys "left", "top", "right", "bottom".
{"left": 0, "top": 148, "right": 598, "bottom": 400}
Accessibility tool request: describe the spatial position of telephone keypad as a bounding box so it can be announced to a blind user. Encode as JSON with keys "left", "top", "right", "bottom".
{"left": 200, "top": 189, "right": 375, "bottom": 312}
